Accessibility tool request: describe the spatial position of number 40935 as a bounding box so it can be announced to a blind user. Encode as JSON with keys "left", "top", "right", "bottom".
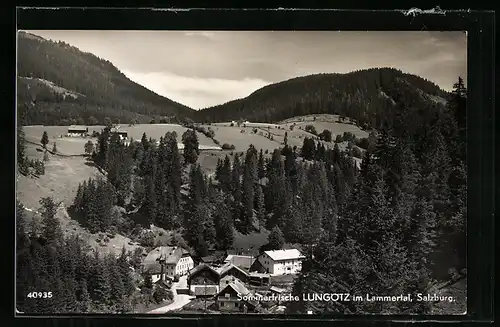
{"left": 27, "top": 292, "right": 53, "bottom": 299}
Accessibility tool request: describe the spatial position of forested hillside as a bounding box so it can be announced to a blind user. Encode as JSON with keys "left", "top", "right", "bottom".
{"left": 196, "top": 68, "right": 448, "bottom": 130}
{"left": 17, "top": 75, "right": 466, "bottom": 314}
{"left": 17, "top": 31, "right": 196, "bottom": 126}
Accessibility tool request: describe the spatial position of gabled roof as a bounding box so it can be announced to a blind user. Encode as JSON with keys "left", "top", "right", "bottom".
{"left": 194, "top": 286, "right": 218, "bottom": 296}
{"left": 224, "top": 255, "right": 256, "bottom": 270}
{"left": 188, "top": 263, "right": 221, "bottom": 278}
{"left": 218, "top": 278, "right": 250, "bottom": 297}
{"left": 263, "top": 249, "right": 304, "bottom": 261}
{"left": 201, "top": 255, "right": 217, "bottom": 263}
{"left": 218, "top": 263, "right": 249, "bottom": 277}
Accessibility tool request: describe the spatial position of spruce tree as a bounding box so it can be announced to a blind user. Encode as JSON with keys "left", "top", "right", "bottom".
{"left": 268, "top": 226, "right": 285, "bottom": 250}
{"left": 258, "top": 149, "right": 266, "bottom": 179}
{"left": 41, "top": 131, "right": 49, "bottom": 149}
{"left": 181, "top": 129, "right": 200, "bottom": 164}
{"left": 39, "top": 197, "right": 63, "bottom": 243}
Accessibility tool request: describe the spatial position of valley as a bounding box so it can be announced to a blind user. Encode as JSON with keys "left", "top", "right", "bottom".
{"left": 15, "top": 30, "right": 467, "bottom": 316}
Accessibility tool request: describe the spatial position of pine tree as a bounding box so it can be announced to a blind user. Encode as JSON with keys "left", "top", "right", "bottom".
{"left": 39, "top": 197, "right": 63, "bottom": 243}
{"left": 84, "top": 140, "right": 95, "bottom": 155}
{"left": 41, "top": 131, "right": 49, "bottom": 148}
{"left": 92, "top": 252, "right": 112, "bottom": 307}
{"left": 254, "top": 184, "right": 266, "bottom": 231}
{"left": 17, "top": 126, "right": 28, "bottom": 174}
{"left": 77, "top": 279, "right": 91, "bottom": 312}
{"left": 258, "top": 149, "right": 266, "bottom": 179}
{"left": 52, "top": 142, "right": 57, "bottom": 153}
{"left": 212, "top": 196, "right": 235, "bottom": 250}
{"left": 117, "top": 246, "right": 134, "bottom": 296}
{"left": 268, "top": 226, "right": 285, "bottom": 250}
{"left": 241, "top": 145, "right": 258, "bottom": 232}
{"left": 182, "top": 129, "right": 200, "bottom": 164}
{"left": 231, "top": 154, "right": 242, "bottom": 203}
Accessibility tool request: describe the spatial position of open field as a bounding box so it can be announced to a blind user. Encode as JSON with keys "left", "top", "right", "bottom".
{"left": 279, "top": 114, "right": 369, "bottom": 139}
{"left": 203, "top": 125, "right": 282, "bottom": 152}
{"left": 205, "top": 115, "right": 368, "bottom": 153}
{"left": 18, "top": 141, "right": 142, "bottom": 256}
{"left": 23, "top": 123, "right": 218, "bottom": 147}
{"left": 17, "top": 153, "right": 103, "bottom": 210}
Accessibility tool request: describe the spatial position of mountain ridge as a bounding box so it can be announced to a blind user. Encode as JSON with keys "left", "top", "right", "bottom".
{"left": 17, "top": 31, "right": 196, "bottom": 126}
{"left": 195, "top": 68, "right": 449, "bottom": 129}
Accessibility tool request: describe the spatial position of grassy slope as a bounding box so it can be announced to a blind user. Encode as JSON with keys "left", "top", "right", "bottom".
{"left": 17, "top": 141, "right": 142, "bottom": 256}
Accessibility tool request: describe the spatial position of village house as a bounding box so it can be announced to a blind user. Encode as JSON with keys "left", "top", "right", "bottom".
{"left": 255, "top": 249, "right": 305, "bottom": 276}
{"left": 219, "top": 263, "right": 249, "bottom": 284}
{"left": 216, "top": 278, "right": 260, "bottom": 313}
{"left": 187, "top": 264, "right": 221, "bottom": 297}
{"left": 67, "top": 125, "right": 88, "bottom": 137}
{"left": 224, "top": 254, "right": 256, "bottom": 271}
{"left": 142, "top": 246, "right": 194, "bottom": 283}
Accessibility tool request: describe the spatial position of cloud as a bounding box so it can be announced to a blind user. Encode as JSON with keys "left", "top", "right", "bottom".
{"left": 122, "top": 70, "right": 270, "bottom": 109}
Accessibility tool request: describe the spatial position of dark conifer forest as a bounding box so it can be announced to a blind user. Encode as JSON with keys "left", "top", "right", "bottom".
{"left": 195, "top": 68, "right": 448, "bottom": 130}
{"left": 16, "top": 71, "right": 467, "bottom": 313}
{"left": 17, "top": 31, "right": 196, "bottom": 126}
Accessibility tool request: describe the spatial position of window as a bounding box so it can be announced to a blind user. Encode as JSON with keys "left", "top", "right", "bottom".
{"left": 225, "top": 293, "right": 230, "bottom": 298}
{"left": 235, "top": 303, "right": 238, "bottom": 308}
{"left": 220, "top": 302, "right": 224, "bottom": 307}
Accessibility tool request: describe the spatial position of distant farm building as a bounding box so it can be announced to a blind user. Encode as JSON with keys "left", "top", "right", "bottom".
{"left": 67, "top": 126, "right": 88, "bottom": 137}
{"left": 111, "top": 127, "right": 128, "bottom": 139}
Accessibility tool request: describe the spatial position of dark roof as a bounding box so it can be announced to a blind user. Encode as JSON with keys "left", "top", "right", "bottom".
{"left": 219, "top": 263, "right": 249, "bottom": 277}
{"left": 194, "top": 286, "right": 218, "bottom": 296}
{"left": 218, "top": 279, "right": 250, "bottom": 297}
{"left": 201, "top": 256, "right": 216, "bottom": 263}
{"left": 188, "top": 263, "right": 221, "bottom": 278}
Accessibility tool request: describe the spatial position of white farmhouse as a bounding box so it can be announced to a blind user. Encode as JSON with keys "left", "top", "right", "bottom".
{"left": 142, "top": 246, "right": 194, "bottom": 283}
{"left": 256, "top": 249, "right": 305, "bottom": 276}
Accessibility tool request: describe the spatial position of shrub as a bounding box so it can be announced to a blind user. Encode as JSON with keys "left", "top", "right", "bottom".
{"left": 153, "top": 287, "right": 173, "bottom": 304}
{"left": 356, "top": 137, "right": 370, "bottom": 149}
{"left": 222, "top": 143, "right": 235, "bottom": 150}
{"left": 305, "top": 125, "right": 317, "bottom": 135}
{"left": 319, "top": 129, "right": 332, "bottom": 142}
{"left": 230, "top": 123, "right": 234, "bottom": 127}
{"left": 140, "top": 231, "right": 156, "bottom": 247}
{"left": 352, "top": 147, "right": 363, "bottom": 159}
{"left": 240, "top": 129, "right": 245, "bottom": 133}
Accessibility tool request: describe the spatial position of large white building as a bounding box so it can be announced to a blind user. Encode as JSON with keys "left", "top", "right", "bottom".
{"left": 142, "top": 246, "right": 194, "bottom": 283}
{"left": 256, "top": 249, "right": 305, "bottom": 276}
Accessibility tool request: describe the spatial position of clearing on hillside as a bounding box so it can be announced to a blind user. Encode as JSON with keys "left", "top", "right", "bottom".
{"left": 17, "top": 142, "right": 104, "bottom": 210}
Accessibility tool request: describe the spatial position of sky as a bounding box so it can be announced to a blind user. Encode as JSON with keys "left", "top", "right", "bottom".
{"left": 23, "top": 30, "right": 467, "bottom": 110}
